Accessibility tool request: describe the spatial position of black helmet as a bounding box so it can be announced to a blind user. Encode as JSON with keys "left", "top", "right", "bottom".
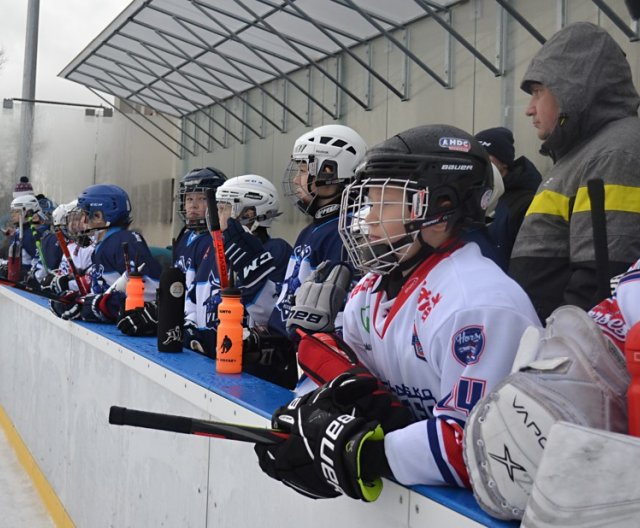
{"left": 177, "top": 167, "right": 227, "bottom": 229}
{"left": 339, "top": 124, "right": 494, "bottom": 275}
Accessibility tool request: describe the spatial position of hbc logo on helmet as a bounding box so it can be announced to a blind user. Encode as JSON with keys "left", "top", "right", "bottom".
{"left": 439, "top": 137, "right": 472, "bottom": 152}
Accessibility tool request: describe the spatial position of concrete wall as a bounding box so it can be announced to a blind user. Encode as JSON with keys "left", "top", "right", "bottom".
{"left": 0, "top": 287, "right": 515, "bottom": 528}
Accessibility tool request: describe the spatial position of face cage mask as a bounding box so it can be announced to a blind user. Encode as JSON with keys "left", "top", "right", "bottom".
{"left": 338, "top": 177, "right": 431, "bottom": 276}
{"left": 178, "top": 185, "right": 211, "bottom": 229}
{"left": 65, "top": 208, "right": 100, "bottom": 247}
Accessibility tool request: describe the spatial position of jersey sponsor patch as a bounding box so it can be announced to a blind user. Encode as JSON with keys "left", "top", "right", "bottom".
{"left": 452, "top": 325, "right": 485, "bottom": 365}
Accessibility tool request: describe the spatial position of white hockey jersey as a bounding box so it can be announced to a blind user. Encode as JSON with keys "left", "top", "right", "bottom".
{"left": 342, "top": 242, "right": 540, "bottom": 488}
{"left": 589, "top": 258, "right": 640, "bottom": 354}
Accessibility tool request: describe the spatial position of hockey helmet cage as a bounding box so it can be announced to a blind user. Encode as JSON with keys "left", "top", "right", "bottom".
{"left": 339, "top": 124, "right": 493, "bottom": 275}
{"left": 178, "top": 166, "right": 227, "bottom": 228}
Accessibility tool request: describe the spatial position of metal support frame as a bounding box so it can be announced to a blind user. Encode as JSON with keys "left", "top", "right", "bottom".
{"left": 87, "top": 88, "right": 185, "bottom": 158}
{"left": 591, "top": 0, "right": 639, "bottom": 41}
{"left": 415, "top": 0, "right": 501, "bottom": 76}
{"left": 192, "top": 1, "right": 338, "bottom": 119}
{"left": 338, "top": 0, "right": 449, "bottom": 88}
{"left": 557, "top": 0, "right": 568, "bottom": 30}
{"left": 494, "top": 0, "right": 546, "bottom": 44}
{"left": 443, "top": 15, "right": 453, "bottom": 89}
{"left": 229, "top": 0, "right": 371, "bottom": 112}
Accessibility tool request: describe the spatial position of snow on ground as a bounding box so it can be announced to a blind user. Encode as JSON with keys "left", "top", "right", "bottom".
{"left": 0, "top": 428, "right": 54, "bottom": 528}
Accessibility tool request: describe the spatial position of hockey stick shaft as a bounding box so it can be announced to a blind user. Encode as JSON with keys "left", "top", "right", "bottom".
{"left": 205, "top": 188, "right": 229, "bottom": 289}
{"left": 587, "top": 179, "right": 610, "bottom": 302}
{"left": 109, "top": 406, "right": 288, "bottom": 445}
{"left": 55, "top": 230, "right": 88, "bottom": 295}
{"left": 27, "top": 218, "right": 49, "bottom": 274}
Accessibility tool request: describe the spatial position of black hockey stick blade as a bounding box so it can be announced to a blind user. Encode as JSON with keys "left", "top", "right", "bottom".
{"left": 587, "top": 178, "right": 610, "bottom": 302}
{"left": 109, "top": 406, "right": 288, "bottom": 445}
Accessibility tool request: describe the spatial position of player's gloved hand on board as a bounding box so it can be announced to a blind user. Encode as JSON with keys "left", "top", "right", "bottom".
{"left": 117, "top": 302, "right": 158, "bottom": 336}
{"left": 49, "top": 290, "right": 82, "bottom": 320}
{"left": 80, "top": 292, "right": 124, "bottom": 323}
{"left": 255, "top": 368, "right": 413, "bottom": 501}
{"left": 42, "top": 272, "right": 71, "bottom": 295}
{"left": 184, "top": 320, "right": 216, "bottom": 358}
{"left": 286, "top": 261, "right": 353, "bottom": 338}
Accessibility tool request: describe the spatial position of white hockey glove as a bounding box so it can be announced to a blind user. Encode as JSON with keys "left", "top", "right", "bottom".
{"left": 463, "top": 305, "right": 630, "bottom": 521}
{"left": 286, "top": 261, "right": 353, "bottom": 337}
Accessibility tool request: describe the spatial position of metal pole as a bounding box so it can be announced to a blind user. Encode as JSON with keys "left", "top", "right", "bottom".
{"left": 16, "top": 0, "right": 40, "bottom": 180}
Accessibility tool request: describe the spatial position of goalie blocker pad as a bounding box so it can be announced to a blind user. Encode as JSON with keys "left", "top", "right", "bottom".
{"left": 521, "top": 422, "right": 640, "bottom": 528}
{"left": 463, "top": 306, "right": 629, "bottom": 520}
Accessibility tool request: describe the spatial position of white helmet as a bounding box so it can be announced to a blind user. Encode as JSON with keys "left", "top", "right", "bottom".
{"left": 52, "top": 200, "right": 78, "bottom": 228}
{"left": 283, "top": 124, "right": 367, "bottom": 216}
{"left": 216, "top": 175, "right": 281, "bottom": 229}
{"left": 11, "top": 194, "right": 41, "bottom": 219}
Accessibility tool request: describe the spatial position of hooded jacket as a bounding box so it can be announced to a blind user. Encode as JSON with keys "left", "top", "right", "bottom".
{"left": 510, "top": 22, "right": 640, "bottom": 320}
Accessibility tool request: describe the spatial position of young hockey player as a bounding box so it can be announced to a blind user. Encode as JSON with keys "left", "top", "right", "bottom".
{"left": 41, "top": 200, "right": 94, "bottom": 294}
{"left": 268, "top": 124, "right": 367, "bottom": 338}
{"left": 49, "top": 184, "right": 161, "bottom": 323}
{"left": 8, "top": 194, "right": 51, "bottom": 279}
{"left": 255, "top": 124, "right": 540, "bottom": 501}
{"left": 184, "top": 175, "right": 291, "bottom": 377}
{"left": 117, "top": 167, "right": 226, "bottom": 337}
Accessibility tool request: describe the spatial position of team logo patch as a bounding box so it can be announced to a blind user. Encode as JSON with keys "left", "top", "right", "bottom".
{"left": 411, "top": 324, "right": 426, "bottom": 361}
{"left": 438, "top": 137, "right": 471, "bottom": 152}
{"left": 452, "top": 325, "right": 485, "bottom": 365}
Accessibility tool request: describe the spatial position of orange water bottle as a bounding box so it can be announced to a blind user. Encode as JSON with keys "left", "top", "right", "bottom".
{"left": 125, "top": 272, "right": 145, "bottom": 311}
{"left": 216, "top": 288, "right": 244, "bottom": 374}
{"left": 626, "top": 322, "right": 640, "bottom": 437}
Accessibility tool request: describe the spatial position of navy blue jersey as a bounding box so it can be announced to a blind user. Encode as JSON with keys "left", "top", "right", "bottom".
{"left": 40, "top": 230, "right": 63, "bottom": 271}
{"left": 89, "top": 228, "right": 162, "bottom": 300}
{"left": 187, "top": 235, "right": 291, "bottom": 339}
{"left": 268, "top": 215, "right": 345, "bottom": 336}
{"left": 174, "top": 228, "right": 213, "bottom": 319}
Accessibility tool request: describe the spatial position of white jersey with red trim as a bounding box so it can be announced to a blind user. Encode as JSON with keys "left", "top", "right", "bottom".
{"left": 589, "top": 258, "right": 640, "bottom": 354}
{"left": 342, "top": 242, "right": 540, "bottom": 488}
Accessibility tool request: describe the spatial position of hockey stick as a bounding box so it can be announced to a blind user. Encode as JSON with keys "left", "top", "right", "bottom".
{"left": 0, "top": 275, "right": 78, "bottom": 303}
{"left": 108, "top": 406, "right": 288, "bottom": 445}
{"left": 27, "top": 217, "right": 49, "bottom": 274}
{"left": 205, "top": 188, "right": 229, "bottom": 289}
{"left": 587, "top": 179, "right": 610, "bottom": 302}
{"left": 55, "top": 229, "right": 89, "bottom": 295}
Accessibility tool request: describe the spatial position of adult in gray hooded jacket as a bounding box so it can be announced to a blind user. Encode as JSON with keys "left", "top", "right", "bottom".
{"left": 509, "top": 22, "right": 640, "bottom": 321}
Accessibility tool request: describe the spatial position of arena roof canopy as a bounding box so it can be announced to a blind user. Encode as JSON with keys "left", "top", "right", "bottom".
{"left": 60, "top": 0, "right": 639, "bottom": 154}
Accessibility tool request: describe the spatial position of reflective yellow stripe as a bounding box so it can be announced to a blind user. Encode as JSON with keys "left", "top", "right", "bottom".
{"left": 574, "top": 184, "right": 640, "bottom": 213}
{"left": 525, "top": 189, "right": 570, "bottom": 221}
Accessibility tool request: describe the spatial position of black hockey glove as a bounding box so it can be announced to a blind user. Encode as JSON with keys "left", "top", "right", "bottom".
{"left": 49, "top": 290, "right": 82, "bottom": 320}
{"left": 117, "top": 302, "right": 158, "bottom": 336}
{"left": 255, "top": 370, "right": 413, "bottom": 501}
{"left": 255, "top": 400, "right": 389, "bottom": 501}
{"left": 286, "top": 261, "right": 352, "bottom": 337}
{"left": 184, "top": 321, "right": 216, "bottom": 358}
{"left": 42, "top": 273, "right": 71, "bottom": 295}
{"left": 80, "top": 292, "right": 123, "bottom": 323}
{"left": 223, "top": 218, "right": 275, "bottom": 288}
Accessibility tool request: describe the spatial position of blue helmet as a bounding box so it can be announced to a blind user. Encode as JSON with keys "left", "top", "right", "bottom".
{"left": 178, "top": 167, "right": 227, "bottom": 228}
{"left": 77, "top": 184, "right": 132, "bottom": 226}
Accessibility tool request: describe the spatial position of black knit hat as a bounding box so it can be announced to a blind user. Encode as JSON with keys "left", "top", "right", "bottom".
{"left": 475, "top": 127, "right": 515, "bottom": 168}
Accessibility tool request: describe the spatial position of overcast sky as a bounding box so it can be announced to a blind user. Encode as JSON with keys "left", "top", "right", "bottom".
{"left": 0, "top": 0, "right": 132, "bottom": 105}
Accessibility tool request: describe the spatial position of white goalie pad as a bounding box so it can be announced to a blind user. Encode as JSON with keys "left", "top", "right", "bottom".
{"left": 463, "top": 305, "right": 630, "bottom": 520}
{"left": 522, "top": 422, "right": 640, "bottom": 527}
